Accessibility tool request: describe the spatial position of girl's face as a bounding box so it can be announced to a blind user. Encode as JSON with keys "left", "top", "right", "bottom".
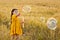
{"left": 13, "top": 10, "right": 19, "bottom": 15}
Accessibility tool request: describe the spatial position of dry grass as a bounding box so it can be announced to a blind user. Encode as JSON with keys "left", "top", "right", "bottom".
{"left": 0, "top": 0, "right": 60, "bottom": 40}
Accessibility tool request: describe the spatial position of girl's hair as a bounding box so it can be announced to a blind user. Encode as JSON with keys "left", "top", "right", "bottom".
{"left": 11, "top": 9, "right": 17, "bottom": 23}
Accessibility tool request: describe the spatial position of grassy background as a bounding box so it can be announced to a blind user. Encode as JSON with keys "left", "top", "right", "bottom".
{"left": 0, "top": 0, "right": 60, "bottom": 40}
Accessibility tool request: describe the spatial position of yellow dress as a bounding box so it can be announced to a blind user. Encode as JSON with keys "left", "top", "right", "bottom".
{"left": 10, "top": 14, "right": 22, "bottom": 36}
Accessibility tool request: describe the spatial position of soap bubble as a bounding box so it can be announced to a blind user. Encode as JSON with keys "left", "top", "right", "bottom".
{"left": 47, "top": 17, "right": 57, "bottom": 30}
{"left": 22, "top": 5, "right": 31, "bottom": 13}
{"left": 40, "top": 16, "right": 45, "bottom": 23}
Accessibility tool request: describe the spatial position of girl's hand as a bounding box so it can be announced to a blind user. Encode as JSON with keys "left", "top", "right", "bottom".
{"left": 16, "top": 13, "right": 20, "bottom": 17}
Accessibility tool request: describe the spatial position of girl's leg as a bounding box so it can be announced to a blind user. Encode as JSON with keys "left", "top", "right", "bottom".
{"left": 11, "top": 36, "right": 13, "bottom": 40}
{"left": 16, "top": 34, "right": 20, "bottom": 40}
{"left": 11, "top": 35, "right": 15, "bottom": 40}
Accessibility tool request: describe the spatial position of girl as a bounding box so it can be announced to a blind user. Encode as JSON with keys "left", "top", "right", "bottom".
{"left": 10, "top": 9, "right": 24, "bottom": 40}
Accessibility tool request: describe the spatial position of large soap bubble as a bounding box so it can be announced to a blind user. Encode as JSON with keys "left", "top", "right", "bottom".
{"left": 47, "top": 17, "right": 57, "bottom": 30}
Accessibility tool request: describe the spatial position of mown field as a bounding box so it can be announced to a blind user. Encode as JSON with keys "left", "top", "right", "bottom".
{"left": 0, "top": 0, "right": 60, "bottom": 40}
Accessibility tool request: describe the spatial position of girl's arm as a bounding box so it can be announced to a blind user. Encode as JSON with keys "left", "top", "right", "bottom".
{"left": 18, "top": 16, "right": 24, "bottom": 28}
{"left": 22, "top": 17, "right": 24, "bottom": 28}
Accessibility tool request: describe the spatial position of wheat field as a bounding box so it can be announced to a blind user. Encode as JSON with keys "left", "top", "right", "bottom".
{"left": 0, "top": 0, "right": 60, "bottom": 40}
